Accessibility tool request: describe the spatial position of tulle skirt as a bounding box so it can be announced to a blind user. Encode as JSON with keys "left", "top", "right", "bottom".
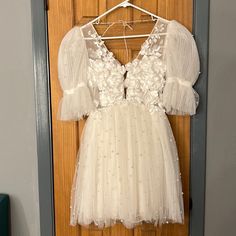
{"left": 69, "top": 101, "right": 184, "bottom": 229}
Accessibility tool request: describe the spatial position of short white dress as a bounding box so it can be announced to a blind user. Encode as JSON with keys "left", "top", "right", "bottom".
{"left": 57, "top": 19, "right": 200, "bottom": 229}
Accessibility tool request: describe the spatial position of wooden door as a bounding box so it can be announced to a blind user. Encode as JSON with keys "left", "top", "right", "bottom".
{"left": 47, "top": 0, "right": 193, "bottom": 235}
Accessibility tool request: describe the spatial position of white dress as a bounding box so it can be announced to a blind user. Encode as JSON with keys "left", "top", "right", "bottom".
{"left": 57, "top": 19, "right": 200, "bottom": 229}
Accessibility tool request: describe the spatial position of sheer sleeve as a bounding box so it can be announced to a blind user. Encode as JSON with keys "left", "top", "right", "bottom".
{"left": 162, "top": 21, "right": 200, "bottom": 115}
{"left": 57, "top": 26, "right": 96, "bottom": 121}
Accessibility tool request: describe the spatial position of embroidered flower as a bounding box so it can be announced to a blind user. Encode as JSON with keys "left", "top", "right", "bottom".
{"left": 86, "top": 20, "right": 168, "bottom": 113}
{"left": 139, "top": 22, "right": 166, "bottom": 56}
{"left": 125, "top": 54, "right": 167, "bottom": 112}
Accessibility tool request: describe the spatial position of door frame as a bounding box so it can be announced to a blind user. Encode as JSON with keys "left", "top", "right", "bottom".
{"left": 31, "top": 0, "right": 209, "bottom": 235}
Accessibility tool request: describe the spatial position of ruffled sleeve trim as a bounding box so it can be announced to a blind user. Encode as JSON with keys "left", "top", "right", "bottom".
{"left": 162, "top": 77, "right": 199, "bottom": 116}
{"left": 57, "top": 84, "right": 96, "bottom": 121}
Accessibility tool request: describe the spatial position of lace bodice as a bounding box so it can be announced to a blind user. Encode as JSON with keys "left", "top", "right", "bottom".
{"left": 57, "top": 19, "right": 200, "bottom": 121}
{"left": 83, "top": 19, "right": 168, "bottom": 112}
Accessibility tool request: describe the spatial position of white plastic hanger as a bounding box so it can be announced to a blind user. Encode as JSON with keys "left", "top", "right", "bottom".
{"left": 81, "top": 0, "right": 170, "bottom": 40}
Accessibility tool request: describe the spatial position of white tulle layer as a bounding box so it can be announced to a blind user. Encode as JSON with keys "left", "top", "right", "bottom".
{"left": 57, "top": 86, "right": 96, "bottom": 121}
{"left": 162, "top": 79, "right": 199, "bottom": 116}
{"left": 70, "top": 101, "right": 184, "bottom": 229}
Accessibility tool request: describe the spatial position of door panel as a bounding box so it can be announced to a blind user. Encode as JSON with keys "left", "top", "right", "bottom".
{"left": 47, "top": 1, "right": 193, "bottom": 235}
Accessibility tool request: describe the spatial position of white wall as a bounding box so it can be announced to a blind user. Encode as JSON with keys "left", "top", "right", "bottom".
{"left": 0, "top": 0, "right": 40, "bottom": 236}
{"left": 205, "top": 0, "right": 236, "bottom": 235}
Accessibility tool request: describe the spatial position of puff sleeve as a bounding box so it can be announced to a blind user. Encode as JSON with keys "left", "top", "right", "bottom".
{"left": 162, "top": 21, "right": 200, "bottom": 115}
{"left": 57, "top": 26, "right": 96, "bottom": 121}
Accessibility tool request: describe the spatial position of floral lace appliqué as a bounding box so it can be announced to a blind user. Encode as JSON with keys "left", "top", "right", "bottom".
{"left": 125, "top": 55, "right": 167, "bottom": 113}
{"left": 84, "top": 20, "right": 168, "bottom": 113}
{"left": 87, "top": 30, "right": 126, "bottom": 107}
{"left": 87, "top": 30, "right": 117, "bottom": 63}
{"left": 139, "top": 22, "right": 166, "bottom": 57}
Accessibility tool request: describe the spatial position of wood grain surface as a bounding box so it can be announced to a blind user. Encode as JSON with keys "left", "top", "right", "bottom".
{"left": 47, "top": 0, "right": 193, "bottom": 235}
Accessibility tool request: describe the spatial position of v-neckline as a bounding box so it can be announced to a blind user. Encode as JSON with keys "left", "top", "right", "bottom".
{"left": 80, "top": 19, "right": 173, "bottom": 67}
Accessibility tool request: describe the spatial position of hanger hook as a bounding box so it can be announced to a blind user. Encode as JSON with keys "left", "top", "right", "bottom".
{"left": 120, "top": 0, "right": 130, "bottom": 8}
